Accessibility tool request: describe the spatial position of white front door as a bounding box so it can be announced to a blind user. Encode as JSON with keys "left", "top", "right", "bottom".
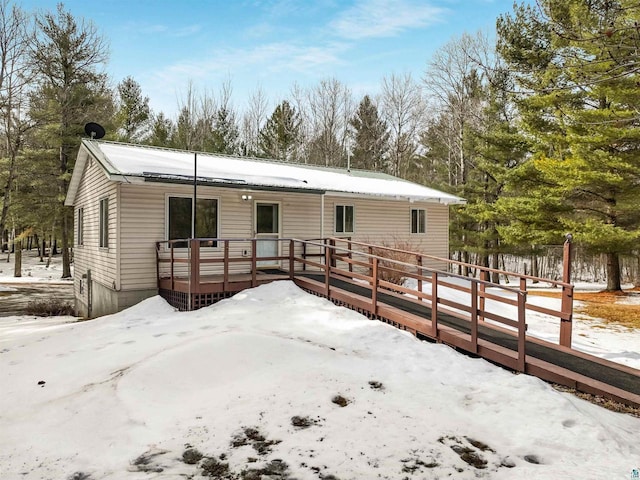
{"left": 255, "top": 202, "right": 280, "bottom": 268}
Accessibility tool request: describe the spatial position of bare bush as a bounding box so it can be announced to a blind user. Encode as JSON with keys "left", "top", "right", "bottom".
{"left": 25, "top": 298, "right": 75, "bottom": 316}
{"left": 370, "top": 239, "right": 419, "bottom": 286}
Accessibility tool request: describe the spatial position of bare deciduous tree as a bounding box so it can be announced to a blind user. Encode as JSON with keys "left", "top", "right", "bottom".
{"left": 301, "top": 78, "right": 354, "bottom": 167}
{"left": 241, "top": 86, "right": 269, "bottom": 157}
{"left": 380, "top": 72, "right": 425, "bottom": 178}
{"left": 0, "top": 0, "right": 33, "bottom": 253}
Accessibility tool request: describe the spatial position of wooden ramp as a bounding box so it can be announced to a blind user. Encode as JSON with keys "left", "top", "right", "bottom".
{"left": 294, "top": 274, "right": 640, "bottom": 408}
{"left": 156, "top": 237, "right": 640, "bottom": 408}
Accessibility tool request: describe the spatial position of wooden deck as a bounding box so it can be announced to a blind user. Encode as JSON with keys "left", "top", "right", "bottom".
{"left": 156, "top": 237, "right": 640, "bottom": 407}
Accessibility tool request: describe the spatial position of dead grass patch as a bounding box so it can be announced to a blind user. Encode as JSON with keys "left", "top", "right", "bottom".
{"left": 529, "top": 290, "right": 640, "bottom": 328}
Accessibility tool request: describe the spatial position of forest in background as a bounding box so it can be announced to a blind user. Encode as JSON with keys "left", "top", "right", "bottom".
{"left": 0, "top": 0, "right": 638, "bottom": 291}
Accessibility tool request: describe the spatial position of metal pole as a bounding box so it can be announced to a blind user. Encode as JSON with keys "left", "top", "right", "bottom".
{"left": 192, "top": 152, "right": 197, "bottom": 239}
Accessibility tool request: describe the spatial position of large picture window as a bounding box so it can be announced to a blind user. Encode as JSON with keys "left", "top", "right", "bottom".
{"left": 335, "top": 205, "right": 354, "bottom": 234}
{"left": 411, "top": 208, "right": 426, "bottom": 234}
{"left": 99, "top": 198, "right": 108, "bottom": 248}
{"left": 168, "top": 196, "right": 218, "bottom": 247}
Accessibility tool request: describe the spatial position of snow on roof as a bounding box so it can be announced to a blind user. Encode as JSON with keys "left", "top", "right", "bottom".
{"left": 81, "top": 140, "right": 464, "bottom": 204}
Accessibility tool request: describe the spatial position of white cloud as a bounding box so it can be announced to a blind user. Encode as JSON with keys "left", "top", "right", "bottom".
{"left": 330, "top": 0, "right": 446, "bottom": 40}
{"left": 142, "top": 41, "right": 350, "bottom": 116}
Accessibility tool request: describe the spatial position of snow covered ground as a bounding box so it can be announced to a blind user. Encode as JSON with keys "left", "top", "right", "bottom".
{"left": 1, "top": 280, "right": 640, "bottom": 479}
{"left": 1, "top": 253, "right": 639, "bottom": 479}
{"left": 0, "top": 251, "right": 73, "bottom": 284}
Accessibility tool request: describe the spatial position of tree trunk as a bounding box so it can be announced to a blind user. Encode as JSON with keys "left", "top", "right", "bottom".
{"left": 634, "top": 254, "right": 640, "bottom": 288}
{"left": 531, "top": 253, "right": 539, "bottom": 284}
{"left": 491, "top": 252, "right": 500, "bottom": 284}
{"left": 61, "top": 211, "right": 71, "bottom": 278}
{"left": 14, "top": 239, "right": 21, "bottom": 277}
{"left": 605, "top": 252, "right": 622, "bottom": 291}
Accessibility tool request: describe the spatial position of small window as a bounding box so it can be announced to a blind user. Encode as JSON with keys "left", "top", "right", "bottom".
{"left": 77, "top": 207, "right": 84, "bottom": 246}
{"left": 168, "top": 196, "right": 218, "bottom": 247}
{"left": 335, "top": 205, "right": 354, "bottom": 234}
{"left": 411, "top": 208, "right": 426, "bottom": 234}
{"left": 99, "top": 198, "right": 109, "bottom": 248}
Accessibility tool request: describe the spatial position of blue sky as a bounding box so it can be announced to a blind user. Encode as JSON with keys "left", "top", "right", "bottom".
{"left": 23, "top": 0, "right": 523, "bottom": 117}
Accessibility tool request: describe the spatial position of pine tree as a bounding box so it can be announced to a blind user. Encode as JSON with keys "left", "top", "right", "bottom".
{"left": 209, "top": 106, "right": 239, "bottom": 155}
{"left": 258, "top": 100, "right": 301, "bottom": 161}
{"left": 349, "top": 95, "right": 389, "bottom": 171}
{"left": 497, "top": 0, "right": 640, "bottom": 290}
{"left": 147, "top": 112, "right": 174, "bottom": 147}
{"left": 115, "top": 76, "right": 151, "bottom": 143}
{"left": 28, "top": 3, "right": 113, "bottom": 278}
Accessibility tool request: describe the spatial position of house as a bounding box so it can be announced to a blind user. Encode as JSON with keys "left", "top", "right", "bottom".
{"left": 64, "top": 140, "right": 464, "bottom": 317}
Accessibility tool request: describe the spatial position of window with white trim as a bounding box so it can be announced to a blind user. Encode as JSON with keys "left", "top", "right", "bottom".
{"left": 77, "top": 207, "right": 84, "bottom": 246}
{"left": 99, "top": 198, "right": 109, "bottom": 248}
{"left": 410, "top": 208, "right": 426, "bottom": 234}
{"left": 335, "top": 205, "right": 354, "bottom": 234}
{"left": 167, "top": 196, "right": 218, "bottom": 247}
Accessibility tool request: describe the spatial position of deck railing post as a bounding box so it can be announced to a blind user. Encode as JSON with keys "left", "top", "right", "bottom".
{"left": 324, "top": 239, "right": 331, "bottom": 297}
{"left": 479, "top": 270, "right": 487, "bottom": 322}
{"left": 330, "top": 238, "right": 337, "bottom": 268}
{"left": 170, "top": 242, "right": 175, "bottom": 291}
{"left": 251, "top": 239, "right": 257, "bottom": 287}
{"left": 431, "top": 271, "right": 438, "bottom": 338}
{"left": 223, "top": 240, "right": 229, "bottom": 292}
{"left": 302, "top": 242, "right": 307, "bottom": 272}
{"left": 372, "top": 257, "right": 379, "bottom": 316}
{"left": 289, "top": 239, "right": 295, "bottom": 279}
{"left": 348, "top": 238, "right": 353, "bottom": 273}
{"left": 155, "top": 243, "right": 160, "bottom": 290}
{"left": 517, "top": 278, "right": 527, "bottom": 372}
{"left": 417, "top": 255, "right": 423, "bottom": 299}
{"left": 189, "top": 239, "right": 200, "bottom": 287}
{"left": 560, "top": 235, "right": 574, "bottom": 348}
{"left": 470, "top": 280, "right": 478, "bottom": 353}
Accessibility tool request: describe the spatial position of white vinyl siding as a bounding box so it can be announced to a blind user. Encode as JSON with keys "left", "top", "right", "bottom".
{"left": 119, "top": 185, "right": 324, "bottom": 290}
{"left": 81, "top": 178, "right": 449, "bottom": 292}
{"left": 325, "top": 196, "right": 449, "bottom": 270}
{"left": 72, "top": 154, "right": 118, "bottom": 304}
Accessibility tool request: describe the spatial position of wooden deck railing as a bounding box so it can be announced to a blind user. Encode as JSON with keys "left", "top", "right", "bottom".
{"left": 155, "top": 237, "right": 575, "bottom": 370}
{"left": 326, "top": 236, "right": 574, "bottom": 348}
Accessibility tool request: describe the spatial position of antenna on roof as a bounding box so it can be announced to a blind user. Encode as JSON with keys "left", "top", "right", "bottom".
{"left": 84, "top": 122, "right": 106, "bottom": 140}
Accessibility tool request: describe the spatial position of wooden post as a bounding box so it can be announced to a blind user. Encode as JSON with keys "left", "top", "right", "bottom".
{"left": 155, "top": 243, "right": 160, "bottom": 291}
{"left": 189, "top": 239, "right": 200, "bottom": 289}
{"left": 324, "top": 239, "right": 331, "bottom": 297}
{"left": 560, "top": 234, "right": 573, "bottom": 348}
{"left": 417, "top": 255, "right": 423, "bottom": 298}
{"left": 170, "top": 243, "right": 175, "bottom": 291}
{"left": 348, "top": 239, "right": 353, "bottom": 273}
{"left": 289, "top": 239, "right": 295, "bottom": 279}
{"left": 517, "top": 278, "right": 527, "bottom": 372}
{"left": 479, "top": 270, "right": 487, "bottom": 322}
{"left": 330, "top": 238, "right": 337, "bottom": 268}
{"left": 431, "top": 271, "right": 438, "bottom": 338}
{"left": 470, "top": 280, "right": 478, "bottom": 353}
{"left": 223, "top": 240, "right": 229, "bottom": 292}
{"left": 302, "top": 242, "right": 307, "bottom": 272}
{"left": 251, "top": 239, "right": 257, "bottom": 287}
{"left": 372, "top": 257, "right": 378, "bottom": 316}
